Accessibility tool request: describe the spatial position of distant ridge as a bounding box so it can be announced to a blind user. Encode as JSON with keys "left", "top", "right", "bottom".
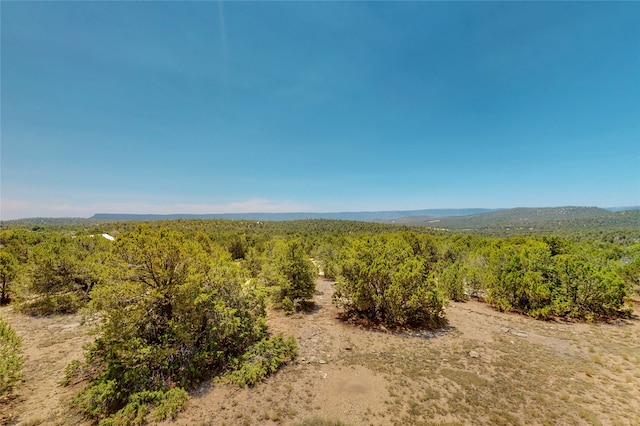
{"left": 3, "top": 207, "right": 638, "bottom": 228}
{"left": 605, "top": 206, "right": 640, "bottom": 212}
{"left": 396, "top": 206, "right": 640, "bottom": 232}
{"left": 90, "top": 208, "right": 497, "bottom": 222}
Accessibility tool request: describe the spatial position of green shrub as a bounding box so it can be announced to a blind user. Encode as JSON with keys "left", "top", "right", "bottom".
{"left": 335, "top": 234, "right": 446, "bottom": 329}
{"left": 484, "top": 242, "right": 554, "bottom": 316}
{"left": 261, "top": 240, "right": 316, "bottom": 313}
{"left": 24, "top": 235, "right": 111, "bottom": 314}
{"left": 19, "top": 292, "right": 84, "bottom": 315}
{"left": 149, "top": 388, "right": 189, "bottom": 421}
{"left": 313, "top": 242, "right": 342, "bottom": 279}
{"left": 0, "top": 317, "right": 23, "bottom": 394}
{"left": 553, "top": 255, "right": 630, "bottom": 320}
{"left": 72, "top": 226, "right": 293, "bottom": 424}
{"left": 61, "top": 359, "right": 82, "bottom": 386}
{"left": 438, "top": 261, "right": 467, "bottom": 301}
{"left": 107, "top": 389, "right": 188, "bottom": 426}
{"left": 619, "top": 255, "right": 640, "bottom": 296}
{"left": 0, "top": 251, "right": 19, "bottom": 305}
{"left": 483, "top": 240, "right": 631, "bottom": 321}
{"left": 460, "top": 253, "right": 488, "bottom": 299}
{"left": 72, "top": 379, "right": 118, "bottom": 418}
{"left": 222, "top": 334, "right": 298, "bottom": 386}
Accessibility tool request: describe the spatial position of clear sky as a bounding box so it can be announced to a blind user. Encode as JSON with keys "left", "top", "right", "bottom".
{"left": 1, "top": 1, "right": 639, "bottom": 220}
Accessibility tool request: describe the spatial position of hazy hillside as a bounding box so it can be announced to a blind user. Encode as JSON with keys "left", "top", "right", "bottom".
{"left": 433, "top": 206, "right": 610, "bottom": 226}
{"left": 89, "top": 208, "right": 497, "bottom": 222}
{"left": 0, "top": 217, "right": 108, "bottom": 227}
{"left": 400, "top": 207, "right": 640, "bottom": 234}
{"left": 3, "top": 207, "right": 638, "bottom": 234}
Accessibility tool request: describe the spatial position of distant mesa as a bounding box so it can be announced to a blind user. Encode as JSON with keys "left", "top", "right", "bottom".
{"left": 90, "top": 208, "right": 498, "bottom": 222}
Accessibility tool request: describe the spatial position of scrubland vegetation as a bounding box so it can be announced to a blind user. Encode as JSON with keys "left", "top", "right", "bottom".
{"left": 0, "top": 317, "right": 22, "bottom": 395}
{"left": 0, "top": 216, "right": 638, "bottom": 424}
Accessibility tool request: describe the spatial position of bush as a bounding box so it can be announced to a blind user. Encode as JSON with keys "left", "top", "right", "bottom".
{"left": 26, "top": 235, "right": 110, "bottom": 314}
{"left": 261, "top": 240, "right": 316, "bottom": 313}
{"left": 483, "top": 240, "right": 631, "bottom": 321}
{"left": 0, "top": 252, "right": 19, "bottom": 305}
{"left": 438, "top": 262, "right": 467, "bottom": 301}
{"left": 95, "top": 388, "right": 188, "bottom": 426}
{"left": 459, "top": 253, "right": 487, "bottom": 299}
{"left": 619, "top": 254, "right": 640, "bottom": 296}
{"left": 74, "top": 386, "right": 188, "bottom": 426}
{"left": 484, "top": 242, "right": 554, "bottom": 316}
{"left": 335, "top": 234, "right": 446, "bottom": 329}
{"left": 553, "top": 255, "right": 630, "bottom": 320}
{"left": 0, "top": 318, "right": 23, "bottom": 394}
{"left": 72, "top": 226, "right": 294, "bottom": 424}
{"left": 222, "top": 334, "right": 297, "bottom": 386}
{"left": 19, "top": 292, "right": 84, "bottom": 315}
{"left": 313, "top": 242, "right": 342, "bottom": 279}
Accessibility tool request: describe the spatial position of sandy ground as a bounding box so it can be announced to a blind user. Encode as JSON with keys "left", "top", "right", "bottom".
{"left": 2, "top": 277, "right": 639, "bottom": 425}
{"left": 0, "top": 309, "right": 94, "bottom": 426}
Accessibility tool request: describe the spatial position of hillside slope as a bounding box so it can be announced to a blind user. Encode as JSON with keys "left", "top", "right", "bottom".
{"left": 400, "top": 207, "right": 640, "bottom": 233}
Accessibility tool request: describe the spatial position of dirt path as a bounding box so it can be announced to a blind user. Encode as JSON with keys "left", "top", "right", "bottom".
{"left": 2, "top": 278, "right": 640, "bottom": 425}
{"left": 166, "top": 277, "right": 394, "bottom": 426}
{"left": 0, "top": 307, "right": 93, "bottom": 426}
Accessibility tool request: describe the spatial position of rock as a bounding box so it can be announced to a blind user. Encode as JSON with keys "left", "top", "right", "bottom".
{"left": 503, "top": 327, "right": 528, "bottom": 337}
{"left": 468, "top": 351, "right": 480, "bottom": 359}
{"left": 319, "top": 371, "right": 327, "bottom": 379}
{"left": 319, "top": 359, "right": 327, "bottom": 364}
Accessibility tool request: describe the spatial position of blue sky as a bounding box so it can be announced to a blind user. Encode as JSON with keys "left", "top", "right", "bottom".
{"left": 1, "top": 1, "right": 639, "bottom": 219}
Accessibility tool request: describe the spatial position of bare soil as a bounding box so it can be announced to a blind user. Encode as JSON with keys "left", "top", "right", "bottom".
{"left": 2, "top": 277, "right": 639, "bottom": 425}
{"left": 0, "top": 309, "right": 94, "bottom": 426}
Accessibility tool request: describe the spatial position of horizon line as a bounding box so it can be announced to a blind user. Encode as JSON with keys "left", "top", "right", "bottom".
{"left": 3, "top": 205, "right": 639, "bottom": 222}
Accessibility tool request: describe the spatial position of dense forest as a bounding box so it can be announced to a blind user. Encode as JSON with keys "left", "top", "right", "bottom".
{"left": 0, "top": 216, "right": 638, "bottom": 424}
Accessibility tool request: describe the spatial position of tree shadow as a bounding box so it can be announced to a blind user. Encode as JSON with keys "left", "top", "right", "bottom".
{"left": 299, "top": 300, "right": 320, "bottom": 315}
{"left": 333, "top": 310, "right": 454, "bottom": 339}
